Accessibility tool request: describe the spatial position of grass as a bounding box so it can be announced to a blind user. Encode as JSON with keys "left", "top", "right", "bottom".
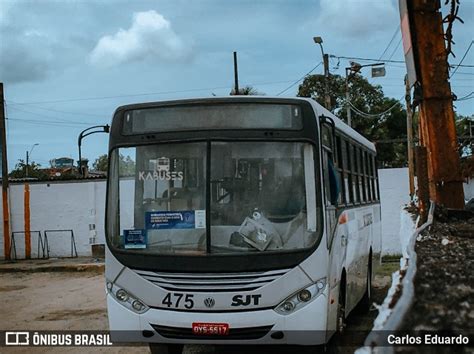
{"left": 377, "top": 259, "right": 401, "bottom": 277}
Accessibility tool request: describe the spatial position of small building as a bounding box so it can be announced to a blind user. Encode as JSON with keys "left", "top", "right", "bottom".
{"left": 48, "top": 157, "right": 76, "bottom": 178}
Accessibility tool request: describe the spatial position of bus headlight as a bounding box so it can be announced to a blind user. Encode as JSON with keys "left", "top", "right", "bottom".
{"left": 274, "top": 278, "right": 326, "bottom": 315}
{"left": 107, "top": 281, "right": 149, "bottom": 314}
{"left": 116, "top": 289, "right": 129, "bottom": 302}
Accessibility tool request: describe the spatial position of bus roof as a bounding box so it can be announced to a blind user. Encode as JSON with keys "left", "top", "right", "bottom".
{"left": 114, "top": 96, "right": 376, "bottom": 152}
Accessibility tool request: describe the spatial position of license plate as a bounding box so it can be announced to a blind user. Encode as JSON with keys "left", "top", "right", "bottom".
{"left": 192, "top": 322, "right": 230, "bottom": 336}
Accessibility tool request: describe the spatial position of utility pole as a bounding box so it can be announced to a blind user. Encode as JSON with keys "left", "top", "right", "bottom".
{"left": 345, "top": 68, "right": 352, "bottom": 127}
{"left": 408, "top": 0, "right": 464, "bottom": 209}
{"left": 313, "top": 37, "right": 331, "bottom": 111}
{"left": 0, "top": 83, "right": 10, "bottom": 260}
{"left": 323, "top": 53, "right": 331, "bottom": 110}
{"left": 233, "top": 51, "right": 239, "bottom": 95}
{"left": 405, "top": 75, "right": 415, "bottom": 200}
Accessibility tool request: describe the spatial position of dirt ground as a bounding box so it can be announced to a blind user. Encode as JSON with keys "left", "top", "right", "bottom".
{"left": 399, "top": 210, "right": 474, "bottom": 354}
{"left": 0, "top": 262, "right": 398, "bottom": 354}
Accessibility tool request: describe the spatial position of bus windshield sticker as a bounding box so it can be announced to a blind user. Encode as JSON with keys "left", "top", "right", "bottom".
{"left": 145, "top": 210, "right": 206, "bottom": 230}
{"left": 123, "top": 229, "right": 147, "bottom": 249}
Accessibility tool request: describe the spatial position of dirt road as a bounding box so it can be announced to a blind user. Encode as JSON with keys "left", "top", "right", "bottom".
{"left": 0, "top": 263, "right": 397, "bottom": 353}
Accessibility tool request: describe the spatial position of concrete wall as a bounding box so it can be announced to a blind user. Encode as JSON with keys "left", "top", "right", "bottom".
{"left": 0, "top": 168, "right": 429, "bottom": 259}
{"left": 464, "top": 177, "right": 474, "bottom": 201}
{"left": 378, "top": 168, "right": 410, "bottom": 256}
{"left": 0, "top": 180, "right": 106, "bottom": 259}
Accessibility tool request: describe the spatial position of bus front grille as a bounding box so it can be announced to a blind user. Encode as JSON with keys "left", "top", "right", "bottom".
{"left": 150, "top": 324, "right": 274, "bottom": 340}
{"left": 132, "top": 268, "right": 291, "bottom": 292}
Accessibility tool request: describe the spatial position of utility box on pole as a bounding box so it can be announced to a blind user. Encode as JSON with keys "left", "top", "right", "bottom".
{"left": 400, "top": 0, "right": 465, "bottom": 209}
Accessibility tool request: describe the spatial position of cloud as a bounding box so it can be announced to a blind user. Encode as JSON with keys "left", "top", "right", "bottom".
{"left": 317, "top": 0, "right": 398, "bottom": 38}
{"left": 0, "top": 27, "right": 55, "bottom": 84}
{"left": 89, "top": 10, "right": 190, "bottom": 67}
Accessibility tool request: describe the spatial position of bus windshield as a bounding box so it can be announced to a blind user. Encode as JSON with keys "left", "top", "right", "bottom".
{"left": 107, "top": 141, "right": 318, "bottom": 255}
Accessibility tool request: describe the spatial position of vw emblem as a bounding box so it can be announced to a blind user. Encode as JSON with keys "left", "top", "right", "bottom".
{"left": 204, "top": 297, "right": 215, "bottom": 308}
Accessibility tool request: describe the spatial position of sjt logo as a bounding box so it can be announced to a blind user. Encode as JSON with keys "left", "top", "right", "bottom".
{"left": 231, "top": 294, "right": 261, "bottom": 306}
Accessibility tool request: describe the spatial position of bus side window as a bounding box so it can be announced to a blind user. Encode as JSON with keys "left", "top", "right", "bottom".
{"left": 322, "top": 148, "right": 339, "bottom": 207}
{"left": 335, "top": 135, "right": 345, "bottom": 206}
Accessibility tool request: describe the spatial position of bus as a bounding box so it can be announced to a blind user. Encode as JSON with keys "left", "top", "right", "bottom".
{"left": 105, "top": 97, "right": 381, "bottom": 352}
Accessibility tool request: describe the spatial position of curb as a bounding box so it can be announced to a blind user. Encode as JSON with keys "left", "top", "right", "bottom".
{"left": 0, "top": 263, "right": 104, "bottom": 273}
{"left": 358, "top": 202, "right": 435, "bottom": 353}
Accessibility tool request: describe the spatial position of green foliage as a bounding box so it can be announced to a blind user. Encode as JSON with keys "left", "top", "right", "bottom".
{"left": 298, "top": 74, "right": 408, "bottom": 167}
{"left": 93, "top": 154, "right": 136, "bottom": 175}
{"left": 92, "top": 154, "right": 108, "bottom": 171}
{"left": 455, "top": 114, "right": 473, "bottom": 156}
{"left": 9, "top": 159, "right": 48, "bottom": 179}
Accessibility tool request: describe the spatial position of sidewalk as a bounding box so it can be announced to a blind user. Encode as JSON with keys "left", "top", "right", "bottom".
{"left": 0, "top": 257, "right": 104, "bottom": 273}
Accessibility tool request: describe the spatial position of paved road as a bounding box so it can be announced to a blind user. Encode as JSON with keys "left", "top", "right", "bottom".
{"left": 0, "top": 263, "right": 397, "bottom": 353}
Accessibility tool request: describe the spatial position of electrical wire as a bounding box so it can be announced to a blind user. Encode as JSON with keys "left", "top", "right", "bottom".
{"left": 387, "top": 38, "right": 402, "bottom": 61}
{"left": 450, "top": 40, "right": 474, "bottom": 78}
{"left": 347, "top": 96, "right": 404, "bottom": 118}
{"left": 456, "top": 91, "right": 474, "bottom": 101}
{"left": 276, "top": 62, "right": 322, "bottom": 96}
{"left": 378, "top": 26, "right": 400, "bottom": 60}
{"left": 6, "top": 117, "right": 92, "bottom": 127}
{"left": 7, "top": 105, "right": 99, "bottom": 125}
{"left": 335, "top": 54, "right": 473, "bottom": 68}
{"left": 7, "top": 101, "right": 104, "bottom": 118}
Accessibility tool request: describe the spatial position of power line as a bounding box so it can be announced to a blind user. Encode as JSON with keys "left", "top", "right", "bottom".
{"left": 7, "top": 101, "right": 104, "bottom": 118}
{"left": 387, "top": 38, "right": 403, "bottom": 61}
{"left": 6, "top": 117, "right": 92, "bottom": 127}
{"left": 10, "top": 86, "right": 234, "bottom": 105}
{"left": 8, "top": 79, "right": 305, "bottom": 106}
{"left": 276, "top": 62, "right": 322, "bottom": 96}
{"left": 456, "top": 91, "right": 474, "bottom": 101}
{"left": 450, "top": 40, "right": 474, "bottom": 78}
{"left": 335, "top": 54, "right": 473, "bottom": 68}
{"left": 378, "top": 26, "right": 400, "bottom": 60}
{"left": 336, "top": 55, "right": 405, "bottom": 64}
{"left": 347, "top": 96, "right": 404, "bottom": 118}
{"left": 7, "top": 104, "right": 99, "bottom": 125}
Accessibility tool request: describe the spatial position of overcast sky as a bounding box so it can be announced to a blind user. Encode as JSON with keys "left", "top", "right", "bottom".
{"left": 1, "top": 0, "right": 473, "bottom": 170}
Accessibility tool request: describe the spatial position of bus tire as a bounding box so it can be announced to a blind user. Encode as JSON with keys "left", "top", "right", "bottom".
{"left": 336, "top": 274, "right": 346, "bottom": 334}
{"left": 149, "top": 344, "right": 184, "bottom": 354}
{"left": 359, "top": 258, "right": 372, "bottom": 312}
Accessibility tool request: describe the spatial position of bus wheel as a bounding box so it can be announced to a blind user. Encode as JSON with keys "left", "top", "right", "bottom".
{"left": 336, "top": 283, "right": 346, "bottom": 333}
{"left": 149, "top": 344, "right": 184, "bottom": 354}
{"left": 359, "top": 260, "right": 372, "bottom": 312}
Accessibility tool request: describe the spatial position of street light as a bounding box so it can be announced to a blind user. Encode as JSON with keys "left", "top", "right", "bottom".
{"left": 78, "top": 125, "right": 110, "bottom": 177}
{"left": 313, "top": 36, "right": 331, "bottom": 110}
{"left": 25, "top": 143, "right": 39, "bottom": 178}
{"left": 345, "top": 62, "right": 385, "bottom": 127}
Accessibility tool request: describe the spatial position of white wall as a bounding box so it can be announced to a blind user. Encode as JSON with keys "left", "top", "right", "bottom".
{"left": 0, "top": 168, "right": 461, "bottom": 259}
{"left": 464, "top": 177, "right": 474, "bottom": 201}
{"left": 378, "top": 168, "right": 410, "bottom": 256}
{"left": 0, "top": 180, "right": 106, "bottom": 259}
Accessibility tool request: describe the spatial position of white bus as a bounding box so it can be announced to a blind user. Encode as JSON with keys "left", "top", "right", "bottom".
{"left": 105, "top": 97, "right": 381, "bottom": 353}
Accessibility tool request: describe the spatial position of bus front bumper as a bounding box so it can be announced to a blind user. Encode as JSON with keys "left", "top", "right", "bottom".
{"left": 107, "top": 290, "right": 329, "bottom": 346}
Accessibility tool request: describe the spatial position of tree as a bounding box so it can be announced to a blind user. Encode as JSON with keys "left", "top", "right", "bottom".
{"left": 9, "top": 159, "right": 48, "bottom": 179}
{"left": 298, "top": 74, "right": 408, "bottom": 167}
{"left": 455, "top": 114, "right": 473, "bottom": 156}
{"left": 92, "top": 155, "right": 108, "bottom": 171}
{"left": 93, "top": 154, "right": 135, "bottom": 175}
{"left": 230, "top": 85, "right": 264, "bottom": 95}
